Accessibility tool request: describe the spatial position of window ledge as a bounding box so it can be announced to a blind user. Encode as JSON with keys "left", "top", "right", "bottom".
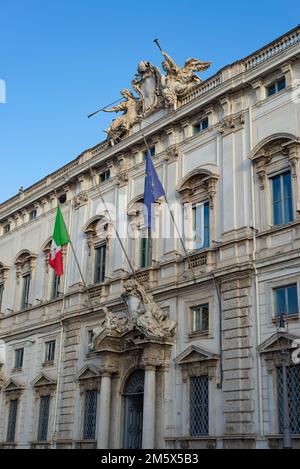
{"left": 42, "top": 361, "right": 55, "bottom": 368}
{"left": 11, "top": 367, "right": 23, "bottom": 373}
{"left": 257, "top": 219, "right": 300, "bottom": 237}
{"left": 272, "top": 313, "right": 299, "bottom": 324}
{"left": 188, "top": 331, "right": 211, "bottom": 339}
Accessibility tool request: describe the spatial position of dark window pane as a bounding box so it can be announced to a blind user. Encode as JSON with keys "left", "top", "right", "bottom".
{"left": 283, "top": 172, "right": 293, "bottom": 223}
{"left": 190, "top": 376, "right": 209, "bottom": 436}
{"left": 277, "top": 365, "right": 300, "bottom": 434}
{"left": 287, "top": 285, "right": 298, "bottom": 315}
{"left": 21, "top": 274, "right": 30, "bottom": 310}
{"left": 37, "top": 396, "right": 50, "bottom": 441}
{"left": 275, "top": 288, "right": 286, "bottom": 316}
{"left": 204, "top": 202, "right": 210, "bottom": 248}
{"left": 140, "top": 231, "right": 152, "bottom": 268}
{"left": 0, "top": 283, "right": 3, "bottom": 311}
{"left": 83, "top": 390, "right": 98, "bottom": 440}
{"left": 268, "top": 84, "right": 276, "bottom": 96}
{"left": 15, "top": 348, "right": 24, "bottom": 369}
{"left": 45, "top": 341, "right": 56, "bottom": 362}
{"left": 94, "top": 245, "right": 106, "bottom": 284}
{"left": 277, "top": 78, "right": 286, "bottom": 91}
{"left": 202, "top": 118, "right": 209, "bottom": 130}
{"left": 7, "top": 399, "right": 18, "bottom": 442}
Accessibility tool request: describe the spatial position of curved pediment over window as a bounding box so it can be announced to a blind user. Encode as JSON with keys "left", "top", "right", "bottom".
{"left": 14, "top": 250, "right": 37, "bottom": 281}
{"left": 127, "top": 195, "right": 144, "bottom": 217}
{"left": 250, "top": 133, "right": 299, "bottom": 162}
{"left": 0, "top": 262, "right": 10, "bottom": 283}
{"left": 177, "top": 166, "right": 219, "bottom": 206}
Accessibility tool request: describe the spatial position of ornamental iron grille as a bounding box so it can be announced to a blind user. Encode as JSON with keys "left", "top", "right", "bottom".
{"left": 83, "top": 390, "right": 98, "bottom": 440}
{"left": 277, "top": 364, "right": 300, "bottom": 434}
{"left": 190, "top": 375, "right": 209, "bottom": 436}
{"left": 37, "top": 395, "right": 50, "bottom": 441}
{"left": 7, "top": 399, "right": 18, "bottom": 442}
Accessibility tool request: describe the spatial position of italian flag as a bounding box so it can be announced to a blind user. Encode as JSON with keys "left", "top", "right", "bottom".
{"left": 49, "top": 207, "right": 70, "bottom": 277}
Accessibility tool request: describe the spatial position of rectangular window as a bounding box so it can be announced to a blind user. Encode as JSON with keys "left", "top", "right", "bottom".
{"left": 4, "top": 224, "right": 10, "bottom": 234}
{"left": 14, "top": 348, "right": 24, "bottom": 369}
{"left": 51, "top": 274, "right": 60, "bottom": 300}
{"left": 94, "top": 245, "right": 106, "bottom": 284}
{"left": 100, "top": 170, "right": 111, "bottom": 183}
{"left": 0, "top": 283, "right": 3, "bottom": 311}
{"left": 272, "top": 172, "right": 293, "bottom": 226}
{"left": 143, "top": 146, "right": 156, "bottom": 159}
{"left": 21, "top": 274, "right": 30, "bottom": 310}
{"left": 267, "top": 77, "right": 286, "bottom": 97}
{"left": 140, "top": 229, "right": 152, "bottom": 269}
{"left": 190, "top": 376, "right": 209, "bottom": 436}
{"left": 277, "top": 365, "right": 300, "bottom": 434}
{"left": 37, "top": 395, "right": 51, "bottom": 441}
{"left": 6, "top": 399, "right": 18, "bottom": 443}
{"left": 193, "top": 117, "right": 209, "bottom": 134}
{"left": 274, "top": 284, "right": 298, "bottom": 317}
{"left": 29, "top": 210, "right": 37, "bottom": 221}
{"left": 191, "top": 304, "right": 209, "bottom": 333}
{"left": 192, "top": 201, "right": 210, "bottom": 250}
{"left": 45, "top": 340, "right": 56, "bottom": 363}
{"left": 87, "top": 330, "right": 94, "bottom": 352}
{"left": 83, "top": 390, "right": 98, "bottom": 440}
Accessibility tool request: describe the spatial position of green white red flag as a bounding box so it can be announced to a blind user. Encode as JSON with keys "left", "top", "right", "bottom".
{"left": 49, "top": 207, "right": 70, "bottom": 277}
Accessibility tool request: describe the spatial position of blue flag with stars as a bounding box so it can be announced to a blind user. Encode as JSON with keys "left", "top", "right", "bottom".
{"left": 144, "top": 150, "right": 165, "bottom": 228}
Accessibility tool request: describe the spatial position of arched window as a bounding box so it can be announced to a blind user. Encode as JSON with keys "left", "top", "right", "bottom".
{"left": 177, "top": 167, "right": 219, "bottom": 252}
{"left": 83, "top": 216, "right": 111, "bottom": 285}
{"left": 14, "top": 250, "right": 37, "bottom": 311}
{"left": 250, "top": 134, "right": 300, "bottom": 230}
{"left": 127, "top": 197, "right": 153, "bottom": 270}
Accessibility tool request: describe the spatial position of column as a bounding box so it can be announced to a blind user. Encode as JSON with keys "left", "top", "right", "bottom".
{"left": 142, "top": 364, "right": 156, "bottom": 449}
{"left": 97, "top": 372, "right": 112, "bottom": 449}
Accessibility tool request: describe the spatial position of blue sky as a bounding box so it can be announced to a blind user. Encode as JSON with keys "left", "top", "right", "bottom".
{"left": 0, "top": 0, "right": 299, "bottom": 203}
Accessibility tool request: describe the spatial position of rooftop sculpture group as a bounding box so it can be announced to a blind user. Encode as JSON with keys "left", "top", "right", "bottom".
{"left": 102, "top": 41, "right": 211, "bottom": 145}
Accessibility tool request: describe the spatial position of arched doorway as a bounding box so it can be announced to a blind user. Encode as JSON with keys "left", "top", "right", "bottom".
{"left": 123, "top": 370, "right": 144, "bottom": 449}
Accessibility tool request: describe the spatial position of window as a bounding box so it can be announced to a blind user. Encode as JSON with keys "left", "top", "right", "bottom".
{"left": 193, "top": 117, "right": 209, "bottom": 134}
{"left": 272, "top": 172, "right": 293, "bottom": 225}
{"left": 0, "top": 283, "right": 3, "bottom": 311}
{"left": 190, "top": 375, "right": 209, "bottom": 436}
{"left": 140, "top": 229, "right": 152, "bottom": 269}
{"left": 267, "top": 77, "right": 286, "bottom": 97}
{"left": 45, "top": 340, "right": 56, "bottom": 363}
{"left": 51, "top": 274, "right": 60, "bottom": 300}
{"left": 58, "top": 194, "right": 67, "bottom": 204}
{"left": 37, "top": 395, "right": 51, "bottom": 441}
{"left": 14, "top": 348, "right": 24, "bottom": 369}
{"left": 192, "top": 201, "right": 210, "bottom": 250}
{"left": 83, "top": 390, "right": 98, "bottom": 440}
{"left": 87, "top": 330, "right": 94, "bottom": 352}
{"left": 21, "top": 274, "right": 31, "bottom": 310}
{"left": 3, "top": 224, "right": 10, "bottom": 234}
{"left": 29, "top": 210, "right": 37, "bottom": 221}
{"left": 6, "top": 399, "right": 18, "bottom": 443}
{"left": 143, "top": 146, "right": 156, "bottom": 159}
{"left": 94, "top": 244, "right": 106, "bottom": 284}
{"left": 191, "top": 304, "right": 209, "bottom": 333}
{"left": 99, "top": 170, "right": 111, "bottom": 183}
{"left": 274, "top": 284, "right": 298, "bottom": 317}
{"left": 277, "top": 365, "right": 300, "bottom": 434}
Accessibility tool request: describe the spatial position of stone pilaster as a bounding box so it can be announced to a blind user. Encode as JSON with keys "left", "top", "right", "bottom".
{"left": 56, "top": 320, "right": 81, "bottom": 442}
{"left": 221, "top": 274, "right": 256, "bottom": 448}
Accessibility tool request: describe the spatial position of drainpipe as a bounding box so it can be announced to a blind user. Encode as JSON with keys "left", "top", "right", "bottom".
{"left": 249, "top": 104, "right": 264, "bottom": 441}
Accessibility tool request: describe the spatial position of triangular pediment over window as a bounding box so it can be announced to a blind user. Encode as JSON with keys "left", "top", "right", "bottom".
{"left": 2, "top": 378, "right": 24, "bottom": 392}
{"left": 175, "top": 345, "right": 219, "bottom": 365}
{"left": 77, "top": 364, "right": 100, "bottom": 381}
{"left": 257, "top": 332, "right": 300, "bottom": 354}
{"left": 31, "top": 373, "right": 57, "bottom": 388}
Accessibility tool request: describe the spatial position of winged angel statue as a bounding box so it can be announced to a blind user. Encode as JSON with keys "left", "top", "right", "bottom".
{"left": 103, "top": 44, "right": 211, "bottom": 145}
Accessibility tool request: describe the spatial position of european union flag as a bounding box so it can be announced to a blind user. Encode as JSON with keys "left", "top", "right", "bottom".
{"left": 144, "top": 150, "right": 165, "bottom": 229}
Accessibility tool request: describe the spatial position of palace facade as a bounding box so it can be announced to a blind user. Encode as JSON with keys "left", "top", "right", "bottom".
{"left": 1, "top": 26, "right": 300, "bottom": 449}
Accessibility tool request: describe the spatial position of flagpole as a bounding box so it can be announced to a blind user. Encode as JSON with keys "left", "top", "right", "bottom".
{"left": 142, "top": 135, "right": 197, "bottom": 281}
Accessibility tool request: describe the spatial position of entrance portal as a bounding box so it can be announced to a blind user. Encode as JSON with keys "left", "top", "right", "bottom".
{"left": 123, "top": 370, "right": 144, "bottom": 449}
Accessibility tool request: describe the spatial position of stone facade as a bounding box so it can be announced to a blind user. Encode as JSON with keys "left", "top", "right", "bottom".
{"left": 1, "top": 26, "right": 300, "bottom": 449}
